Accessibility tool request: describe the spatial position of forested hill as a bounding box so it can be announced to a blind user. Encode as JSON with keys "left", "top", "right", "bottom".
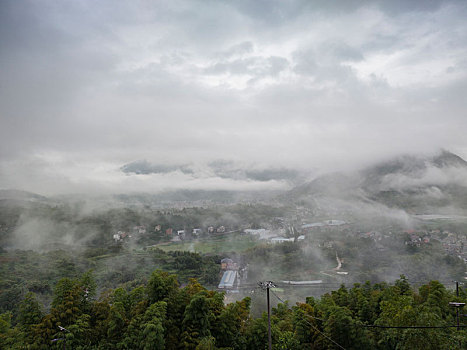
{"left": 286, "top": 150, "right": 467, "bottom": 213}
{"left": 0, "top": 270, "right": 465, "bottom": 349}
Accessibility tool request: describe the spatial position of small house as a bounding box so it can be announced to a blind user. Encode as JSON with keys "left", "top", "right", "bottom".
{"left": 221, "top": 258, "right": 234, "bottom": 270}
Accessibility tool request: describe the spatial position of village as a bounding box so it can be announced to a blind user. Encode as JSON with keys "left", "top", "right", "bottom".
{"left": 108, "top": 211, "right": 467, "bottom": 293}
{"left": 110, "top": 217, "right": 351, "bottom": 245}
{"left": 111, "top": 215, "right": 467, "bottom": 264}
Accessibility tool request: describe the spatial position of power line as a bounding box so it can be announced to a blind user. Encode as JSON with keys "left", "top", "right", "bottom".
{"left": 236, "top": 278, "right": 466, "bottom": 342}
{"left": 233, "top": 278, "right": 463, "bottom": 290}
{"left": 362, "top": 324, "right": 467, "bottom": 329}
{"left": 269, "top": 288, "right": 285, "bottom": 303}
{"left": 303, "top": 317, "right": 347, "bottom": 350}
{"left": 270, "top": 289, "right": 325, "bottom": 322}
{"left": 267, "top": 282, "right": 467, "bottom": 331}
{"left": 268, "top": 287, "right": 346, "bottom": 350}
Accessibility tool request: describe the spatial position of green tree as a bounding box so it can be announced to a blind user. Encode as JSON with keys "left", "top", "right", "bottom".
{"left": 147, "top": 270, "right": 179, "bottom": 304}
{"left": 106, "top": 301, "right": 127, "bottom": 347}
{"left": 274, "top": 331, "right": 299, "bottom": 350}
{"left": 181, "top": 292, "right": 212, "bottom": 349}
{"left": 323, "top": 305, "right": 370, "bottom": 349}
{"left": 0, "top": 312, "right": 25, "bottom": 349}
{"left": 213, "top": 297, "right": 251, "bottom": 349}
{"left": 245, "top": 313, "right": 280, "bottom": 350}
{"left": 17, "top": 292, "right": 43, "bottom": 330}
{"left": 119, "top": 301, "right": 167, "bottom": 350}
{"left": 292, "top": 302, "right": 319, "bottom": 349}
{"left": 195, "top": 336, "right": 217, "bottom": 350}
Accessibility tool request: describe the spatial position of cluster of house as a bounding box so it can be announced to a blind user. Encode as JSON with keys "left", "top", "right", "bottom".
{"left": 113, "top": 222, "right": 234, "bottom": 243}
{"left": 208, "top": 226, "right": 226, "bottom": 233}
{"left": 113, "top": 216, "right": 349, "bottom": 245}
{"left": 163, "top": 226, "right": 227, "bottom": 237}
{"left": 439, "top": 232, "right": 465, "bottom": 258}
{"left": 174, "top": 228, "right": 202, "bottom": 236}
{"left": 112, "top": 225, "right": 147, "bottom": 242}
{"left": 239, "top": 219, "right": 348, "bottom": 245}
{"left": 404, "top": 230, "right": 431, "bottom": 247}
{"left": 396, "top": 229, "right": 466, "bottom": 262}
{"left": 168, "top": 228, "right": 206, "bottom": 242}
{"left": 401, "top": 229, "right": 466, "bottom": 251}
{"left": 113, "top": 231, "right": 131, "bottom": 242}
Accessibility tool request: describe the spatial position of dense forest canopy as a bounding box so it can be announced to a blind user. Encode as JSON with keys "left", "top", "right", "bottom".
{"left": 1, "top": 269, "right": 466, "bottom": 349}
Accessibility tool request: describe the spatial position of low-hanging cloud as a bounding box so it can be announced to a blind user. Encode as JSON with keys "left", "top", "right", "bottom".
{"left": 379, "top": 165, "right": 467, "bottom": 191}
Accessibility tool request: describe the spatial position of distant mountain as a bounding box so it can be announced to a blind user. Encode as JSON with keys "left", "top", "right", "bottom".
{"left": 121, "top": 160, "right": 194, "bottom": 175}
{"left": 432, "top": 150, "right": 467, "bottom": 168}
{"left": 361, "top": 150, "right": 467, "bottom": 191}
{"left": 0, "top": 189, "right": 50, "bottom": 204}
{"left": 120, "top": 159, "right": 308, "bottom": 185}
{"left": 286, "top": 150, "right": 467, "bottom": 214}
{"left": 111, "top": 189, "right": 282, "bottom": 207}
{"left": 49, "top": 189, "right": 284, "bottom": 209}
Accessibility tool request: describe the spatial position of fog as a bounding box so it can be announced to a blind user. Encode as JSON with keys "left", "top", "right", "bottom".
{"left": 379, "top": 165, "right": 467, "bottom": 191}
{"left": 10, "top": 215, "right": 96, "bottom": 251}
{"left": 1, "top": 1, "right": 467, "bottom": 311}
{"left": 1, "top": 0, "right": 467, "bottom": 196}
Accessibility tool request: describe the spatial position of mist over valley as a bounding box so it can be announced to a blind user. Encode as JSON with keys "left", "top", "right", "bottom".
{"left": 2, "top": 150, "right": 467, "bottom": 289}
{"left": 1, "top": 0, "right": 467, "bottom": 347}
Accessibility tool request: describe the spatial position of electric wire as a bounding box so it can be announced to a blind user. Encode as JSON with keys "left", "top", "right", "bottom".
{"left": 232, "top": 278, "right": 462, "bottom": 290}
{"left": 304, "top": 318, "right": 347, "bottom": 350}
{"left": 270, "top": 289, "right": 325, "bottom": 322}
{"left": 269, "top": 289, "right": 346, "bottom": 349}
{"left": 269, "top": 287, "right": 467, "bottom": 330}
{"left": 362, "top": 324, "right": 467, "bottom": 329}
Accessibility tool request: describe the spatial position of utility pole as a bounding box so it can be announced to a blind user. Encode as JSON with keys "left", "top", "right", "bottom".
{"left": 267, "top": 285, "right": 271, "bottom": 350}
{"left": 456, "top": 281, "right": 459, "bottom": 331}
{"left": 449, "top": 281, "right": 465, "bottom": 349}
{"left": 259, "top": 281, "right": 276, "bottom": 350}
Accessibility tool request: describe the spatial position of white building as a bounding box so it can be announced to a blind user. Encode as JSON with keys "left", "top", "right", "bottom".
{"left": 270, "top": 235, "right": 305, "bottom": 243}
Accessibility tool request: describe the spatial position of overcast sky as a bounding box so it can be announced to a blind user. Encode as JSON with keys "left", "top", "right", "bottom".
{"left": 1, "top": 0, "right": 467, "bottom": 195}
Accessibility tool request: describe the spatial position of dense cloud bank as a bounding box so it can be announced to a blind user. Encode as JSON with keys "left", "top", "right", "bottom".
{"left": 1, "top": 0, "right": 467, "bottom": 194}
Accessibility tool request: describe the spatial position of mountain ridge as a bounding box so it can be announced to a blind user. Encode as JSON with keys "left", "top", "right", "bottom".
{"left": 286, "top": 150, "right": 467, "bottom": 213}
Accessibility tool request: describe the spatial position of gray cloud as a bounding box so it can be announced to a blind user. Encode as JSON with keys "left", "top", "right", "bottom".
{"left": 1, "top": 0, "right": 467, "bottom": 194}
{"left": 205, "top": 56, "right": 289, "bottom": 77}
{"left": 216, "top": 41, "right": 255, "bottom": 58}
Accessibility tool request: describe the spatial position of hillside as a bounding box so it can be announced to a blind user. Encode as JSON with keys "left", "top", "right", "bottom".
{"left": 287, "top": 150, "right": 467, "bottom": 214}
{"left": 0, "top": 189, "right": 50, "bottom": 204}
